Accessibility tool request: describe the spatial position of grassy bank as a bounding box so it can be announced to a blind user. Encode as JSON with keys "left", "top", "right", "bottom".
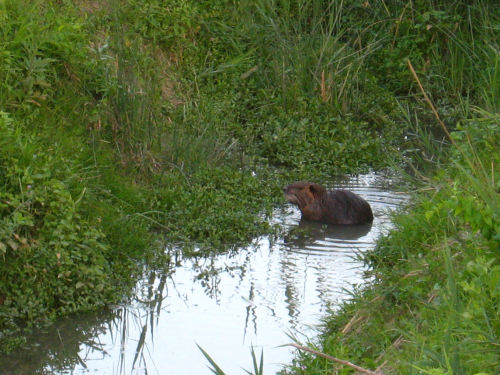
{"left": 0, "top": 0, "right": 498, "bottom": 370}
{"left": 269, "top": 1, "right": 499, "bottom": 373}
{"left": 0, "top": 0, "right": 161, "bottom": 350}
{"left": 284, "top": 116, "right": 499, "bottom": 374}
{"left": 0, "top": 0, "right": 286, "bottom": 350}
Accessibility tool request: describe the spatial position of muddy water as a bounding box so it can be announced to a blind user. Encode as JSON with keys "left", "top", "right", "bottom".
{"left": 0, "top": 173, "right": 406, "bottom": 375}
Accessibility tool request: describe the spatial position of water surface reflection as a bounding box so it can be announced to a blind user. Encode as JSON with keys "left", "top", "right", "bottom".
{"left": 0, "top": 173, "right": 407, "bottom": 374}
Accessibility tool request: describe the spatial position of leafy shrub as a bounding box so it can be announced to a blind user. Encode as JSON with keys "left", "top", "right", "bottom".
{"left": 0, "top": 113, "right": 123, "bottom": 352}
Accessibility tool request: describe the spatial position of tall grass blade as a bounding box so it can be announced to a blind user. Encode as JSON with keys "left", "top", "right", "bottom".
{"left": 197, "top": 344, "right": 227, "bottom": 375}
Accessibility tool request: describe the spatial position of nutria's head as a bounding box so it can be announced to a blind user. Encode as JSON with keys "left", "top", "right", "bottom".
{"left": 284, "top": 181, "right": 327, "bottom": 210}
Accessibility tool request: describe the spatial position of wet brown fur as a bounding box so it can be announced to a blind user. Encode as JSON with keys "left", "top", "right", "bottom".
{"left": 284, "top": 181, "right": 373, "bottom": 225}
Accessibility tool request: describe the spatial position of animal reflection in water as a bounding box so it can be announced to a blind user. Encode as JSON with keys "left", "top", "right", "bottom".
{"left": 284, "top": 220, "right": 373, "bottom": 250}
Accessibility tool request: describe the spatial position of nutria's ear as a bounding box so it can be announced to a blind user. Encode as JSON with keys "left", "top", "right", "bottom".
{"left": 308, "top": 183, "right": 320, "bottom": 195}
{"left": 308, "top": 183, "right": 324, "bottom": 196}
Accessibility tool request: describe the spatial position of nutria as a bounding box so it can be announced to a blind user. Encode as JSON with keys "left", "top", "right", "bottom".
{"left": 284, "top": 181, "right": 373, "bottom": 225}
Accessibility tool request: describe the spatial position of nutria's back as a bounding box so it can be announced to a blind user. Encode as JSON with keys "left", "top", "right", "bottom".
{"left": 284, "top": 181, "right": 373, "bottom": 225}
{"left": 322, "top": 189, "right": 373, "bottom": 224}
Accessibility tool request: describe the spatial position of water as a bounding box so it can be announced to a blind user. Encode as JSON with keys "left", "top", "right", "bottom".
{"left": 0, "top": 173, "right": 407, "bottom": 375}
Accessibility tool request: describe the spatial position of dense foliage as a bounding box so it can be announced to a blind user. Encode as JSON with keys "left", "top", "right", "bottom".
{"left": 0, "top": 1, "right": 498, "bottom": 373}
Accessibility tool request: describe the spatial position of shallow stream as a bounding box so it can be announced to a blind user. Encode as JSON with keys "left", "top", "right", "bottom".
{"left": 1, "top": 173, "right": 406, "bottom": 375}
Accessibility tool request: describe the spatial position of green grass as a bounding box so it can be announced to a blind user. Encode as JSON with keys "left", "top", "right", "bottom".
{"left": 198, "top": 344, "right": 264, "bottom": 375}
{"left": 0, "top": 1, "right": 498, "bottom": 372}
{"left": 281, "top": 115, "right": 499, "bottom": 374}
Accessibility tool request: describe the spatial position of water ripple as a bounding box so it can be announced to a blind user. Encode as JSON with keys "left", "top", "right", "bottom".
{"left": 0, "top": 173, "right": 408, "bottom": 375}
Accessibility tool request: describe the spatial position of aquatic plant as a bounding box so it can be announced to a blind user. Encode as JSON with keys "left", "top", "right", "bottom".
{"left": 198, "top": 344, "right": 265, "bottom": 375}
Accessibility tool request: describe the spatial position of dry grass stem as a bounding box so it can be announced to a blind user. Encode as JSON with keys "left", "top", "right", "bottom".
{"left": 341, "top": 312, "right": 366, "bottom": 335}
{"left": 290, "top": 343, "right": 384, "bottom": 375}
{"left": 406, "top": 59, "right": 456, "bottom": 146}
